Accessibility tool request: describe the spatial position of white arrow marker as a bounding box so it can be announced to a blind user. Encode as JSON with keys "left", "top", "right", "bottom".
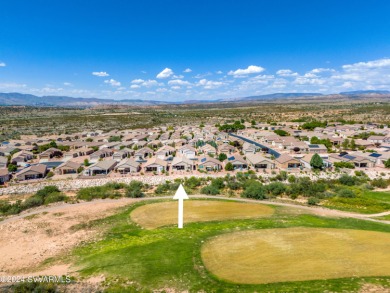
{"left": 173, "top": 184, "right": 189, "bottom": 229}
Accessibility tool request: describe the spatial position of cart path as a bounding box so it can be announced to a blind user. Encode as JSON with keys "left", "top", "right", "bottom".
{"left": 1, "top": 195, "right": 389, "bottom": 226}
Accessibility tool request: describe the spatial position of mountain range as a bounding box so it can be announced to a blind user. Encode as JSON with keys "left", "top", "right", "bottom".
{"left": 0, "top": 90, "right": 389, "bottom": 107}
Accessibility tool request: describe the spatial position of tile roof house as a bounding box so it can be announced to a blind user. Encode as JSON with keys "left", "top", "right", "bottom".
{"left": 226, "top": 153, "right": 248, "bottom": 170}
{"left": 115, "top": 158, "right": 141, "bottom": 174}
{"left": 171, "top": 156, "right": 195, "bottom": 171}
{"left": 245, "top": 153, "right": 275, "bottom": 169}
{"left": 275, "top": 154, "right": 302, "bottom": 170}
{"left": 0, "top": 156, "right": 7, "bottom": 169}
{"left": 0, "top": 168, "right": 10, "bottom": 185}
{"left": 143, "top": 158, "right": 168, "bottom": 173}
{"left": 198, "top": 156, "right": 222, "bottom": 171}
{"left": 56, "top": 161, "right": 82, "bottom": 175}
{"left": 84, "top": 159, "right": 117, "bottom": 176}
{"left": 15, "top": 164, "right": 48, "bottom": 181}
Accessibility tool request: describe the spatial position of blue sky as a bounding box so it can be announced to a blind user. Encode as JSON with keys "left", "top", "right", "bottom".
{"left": 1, "top": 0, "right": 390, "bottom": 101}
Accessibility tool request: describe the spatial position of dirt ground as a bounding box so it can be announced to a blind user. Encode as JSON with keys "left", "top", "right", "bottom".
{"left": 0, "top": 199, "right": 137, "bottom": 276}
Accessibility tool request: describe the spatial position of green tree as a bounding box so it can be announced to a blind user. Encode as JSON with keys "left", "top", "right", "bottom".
{"left": 218, "top": 153, "right": 227, "bottom": 161}
{"left": 8, "top": 164, "right": 17, "bottom": 172}
{"left": 342, "top": 139, "right": 350, "bottom": 150}
{"left": 274, "top": 129, "right": 289, "bottom": 136}
{"left": 310, "top": 153, "right": 324, "bottom": 170}
{"left": 384, "top": 159, "right": 390, "bottom": 168}
{"left": 350, "top": 138, "right": 356, "bottom": 150}
{"left": 225, "top": 162, "right": 234, "bottom": 171}
{"left": 241, "top": 180, "right": 266, "bottom": 200}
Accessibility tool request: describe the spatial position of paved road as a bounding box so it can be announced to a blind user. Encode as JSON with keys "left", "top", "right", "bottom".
{"left": 1, "top": 195, "right": 389, "bottom": 226}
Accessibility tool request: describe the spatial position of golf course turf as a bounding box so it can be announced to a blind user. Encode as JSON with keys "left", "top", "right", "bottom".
{"left": 71, "top": 199, "right": 390, "bottom": 292}
{"left": 201, "top": 227, "right": 390, "bottom": 284}
{"left": 130, "top": 200, "right": 274, "bottom": 229}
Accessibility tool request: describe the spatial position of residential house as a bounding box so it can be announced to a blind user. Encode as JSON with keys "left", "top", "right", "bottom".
{"left": 134, "top": 147, "right": 154, "bottom": 160}
{"left": 329, "top": 153, "right": 374, "bottom": 168}
{"left": 89, "top": 148, "right": 114, "bottom": 163}
{"left": 156, "top": 145, "right": 175, "bottom": 160}
{"left": 242, "top": 142, "right": 258, "bottom": 154}
{"left": 39, "top": 148, "right": 62, "bottom": 162}
{"left": 171, "top": 156, "right": 195, "bottom": 171}
{"left": 115, "top": 158, "right": 141, "bottom": 174}
{"left": 177, "top": 145, "right": 196, "bottom": 159}
{"left": 84, "top": 159, "right": 117, "bottom": 176}
{"left": 200, "top": 144, "right": 217, "bottom": 156}
{"left": 0, "top": 156, "right": 7, "bottom": 168}
{"left": 143, "top": 158, "right": 168, "bottom": 173}
{"left": 308, "top": 144, "right": 328, "bottom": 154}
{"left": 15, "top": 164, "right": 47, "bottom": 181}
{"left": 226, "top": 153, "right": 248, "bottom": 170}
{"left": 0, "top": 168, "right": 10, "bottom": 185}
{"left": 246, "top": 153, "right": 275, "bottom": 170}
{"left": 275, "top": 154, "right": 302, "bottom": 170}
{"left": 11, "top": 151, "right": 34, "bottom": 165}
{"left": 218, "top": 143, "right": 236, "bottom": 155}
{"left": 198, "top": 156, "right": 222, "bottom": 171}
{"left": 56, "top": 161, "right": 82, "bottom": 175}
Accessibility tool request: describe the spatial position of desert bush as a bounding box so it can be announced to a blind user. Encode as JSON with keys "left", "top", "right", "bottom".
{"left": 338, "top": 188, "right": 356, "bottom": 198}
{"left": 200, "top": 185, "right": 220, "bottom": 195}
{"left": 241, "top": 180, "right": 267, "bottom": 200}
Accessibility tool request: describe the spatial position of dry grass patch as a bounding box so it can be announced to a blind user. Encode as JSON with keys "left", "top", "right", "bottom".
{"left": 201, "top": 227, "right": 390, "bottom": 284}
{"left": 130, "top": 200, "right": 274, "bottom": 229}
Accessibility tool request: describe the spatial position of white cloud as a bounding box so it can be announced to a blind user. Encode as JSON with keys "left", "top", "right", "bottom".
{"left": 172, "top": 74, "right": 184, "bottom": 79}
{"left": 342, "top": 58, "right": 390, "bottom": 70}
{"left": 228, "top": 65, "right": 265, "bottom": 77}
{"left": 0, "top": 62, "right": 6, "bottom": 67}
{"left": 156, "top": 68, "right": 174, "bottom": 79}
{"left": 63, "top": 82, "right": 73, "bottom": 86}
{"left": 194, "top": 72, "right": 212, "bottom": 79}
{"left": 104, "top": 79, "right": 121, "bottom": 87}
{"left": 183, "top": 68, "right": 192, "bottom": 73}
{"left": 171, "top": 86, "right": 181, "bottom": 90}
{"left": 216, "top": 70, "right": 223, "bottom": 74}
{"left": 310, "top": 68, "right": 335, "bottom": 74}
{"left": 130, "top": 84, "right": 141, "bottom": 89}
{"left": 168, "top": 79, "right": 192, "bottom": 86}
{"left": 198, "top": 79, "right": 225, "bottom": 89}
{"left": 141, "top": 79, "right": 161, "bottom": 87}
{"left": 0, "top": 82, "right": 27, "bottom": 89}
{"left": 92, "top": 71, "right": 109, "bottom": 77}
{"left": 276, "top": 69, "right": 298, "bottom": 77}
{"left": 131, "top": 79, "right": 145, "bottom": 84}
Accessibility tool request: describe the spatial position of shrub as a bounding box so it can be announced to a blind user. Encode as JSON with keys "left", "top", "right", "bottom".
{"left": 225, "top": 162, "right": 234, "bottom": 171}
{"left": 21, "top": 196, "right": 44, "bottom": 209}
{"left": 338, "top": 188, "right": 356, "bottom": 198}
{"left": 44, "top": 192, "right": 67, "bottom": 204}
{"left": 287, "top": 175, "right": 297, "bottom": 183}
{"left": 338, "top": 174, "right": 358, "bottom": 186}
{"left": 307, "top": 197, "right": 320, "bottom": 205}
{"left": 265, "top": 182, "right": 286, "bottom": 196}
{"left": 334, "top": 162, "right": 355, "bottom": 169}
{"left": 241, "top": 180, "right": 267, "bottom": 200}
{"left": 370, "top": 178, "right": 389, "bottom": 189}
{"left": 125, "top": 181, "right": 144, "bottom": 198}
{"left": 46, "top": 171, "right": 54, "bottom": 178}
{"left": 184, "top": 176, "right": 202, "bottom": 189}
{"left": 200, "top": 185, "right": 220, "bottom": 195}
{"left": 211, "top": 177, "right": 225, "bottom": 189}
{"left": 310, "top": 153, "right": 323, "bottom": 170}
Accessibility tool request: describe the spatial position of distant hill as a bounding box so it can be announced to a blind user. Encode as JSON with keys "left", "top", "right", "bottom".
{"left": 0, "top": 93, "right": 175, "bottom": 107}
{"left": 237, "top": 93, "right": 323, "bottom": 101}
{"left": 340, "top": 90, "right": 390, "bottom": 95}
{"left": 0, "top": 90, "right": 389, "bottom": 107}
